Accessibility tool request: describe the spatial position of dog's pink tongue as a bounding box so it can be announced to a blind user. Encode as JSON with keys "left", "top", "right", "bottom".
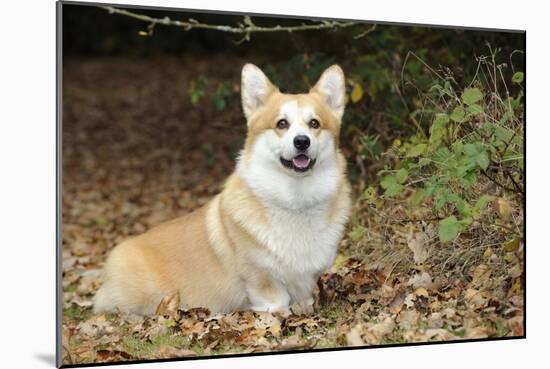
{"left": 292, "top": 155, "right": 311, "bottom": 169}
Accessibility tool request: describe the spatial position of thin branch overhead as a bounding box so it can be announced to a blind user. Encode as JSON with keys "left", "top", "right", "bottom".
{"left": 101, "top": 6, "right": 375, "bottom": 41}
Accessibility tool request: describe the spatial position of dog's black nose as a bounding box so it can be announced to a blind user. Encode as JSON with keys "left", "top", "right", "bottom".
{"left": 293, "top": 135, "right": 310, "bottom": 151}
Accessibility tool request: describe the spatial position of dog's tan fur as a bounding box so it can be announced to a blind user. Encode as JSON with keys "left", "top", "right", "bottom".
{"left": 94, "top": 64, "right": 351, "bottom": 315}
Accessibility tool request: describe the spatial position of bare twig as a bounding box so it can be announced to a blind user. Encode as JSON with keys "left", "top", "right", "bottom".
{"left": 506, "top": 170, "right": 523, "bottom": 194}
{"left": 101, "top": 6, "right": 360, "bottom": 39}
{"left": 481, "top": 169, "right": 521, "bottom": 195}
{"left": 353, "top": 24, "right": 377, "bottom": 39}
{"left": 390, "top": 217, "right": 443, "bottom": 224}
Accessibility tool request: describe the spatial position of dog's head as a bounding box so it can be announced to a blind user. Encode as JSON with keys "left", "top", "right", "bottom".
{"left": 240, "top": 64, "right": 345, "bottom": 176}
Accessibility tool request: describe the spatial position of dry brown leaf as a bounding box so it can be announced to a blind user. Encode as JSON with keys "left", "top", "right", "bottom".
{"left": 496, "top": 197, "right": 513, "bottom": 220}
{"left": 464, "top": 288, "right": 488, "bottom": 309}
{"left": 407, "top": 272, "right": 433, "bottom": 289}
{"left": 346, "top": 323, "right": 365, "bottom": 346}
{"left": 254, "top": 312, "right": 282, "bottom": 338}
{"left": 464, "top": 326, "right": 489, "bottom": 339}
{"left": 363, "top": 316, "right": 396, "bottom": 344}
{"left": 471, "top": 264, "right": 492, "bottom": 287}
{"left": 406, "top": 231, "right": 429, "bottom": 264}
{"left": 442, "top": 307, "right": 456, "bottom": 319}
{"left": 404, "top": 293, "right": 416, "bottom": 308}
{"left": 503, "top": 238, "right": 520, "bottom": 252}
{"left": 156, "top": 291, "right": 180, "bottom": 317}
{"left": 414, "top": 287, "right": 429, "bottom": 297}
{"left": 427, "top": 312, "right": 444, "bottom": 328}
{"left": 152, "top": 346, "right": 197, "bottom": 359}
{"left": 397, "top": 309, "right": 419, "bottom": 330}
{"left": 76, "top": 315, "right": 114, "bottom": 338}
{"left": 420, "top": 328, "right": 458, "bottom": 341}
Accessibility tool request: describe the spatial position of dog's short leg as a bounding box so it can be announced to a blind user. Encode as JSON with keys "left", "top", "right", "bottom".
{"left": 287, "top": 276, "right": 316, "bottom": 315}
{"left": 245, "top": 275, "right": 290, "bottom": 313}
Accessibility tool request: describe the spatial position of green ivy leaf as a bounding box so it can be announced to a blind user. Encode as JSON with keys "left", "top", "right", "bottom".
{"left": 433, "top": 113, "right": 450, "bottom": 126}
{"left": 463, "top": 144, "right": 489, "bottom": 170}
{"left": 418, "top": 157, "right": 431, "bottom": 167}
{"left": 512, "top": 72, "right": 524, "bottom": 84}
{"left": 475, "top": 150, "right": 489, "bottom": 170}
{"left": 454, "top": 199, "right": 472, "bottom": 218}
{"left": 462, "top": 88, "right": 483, "bottom": 105}
{"left": 450, "top": 106, "right": 465, "bottom": 122}
{"left": 380, "top": 175, "right": 404, "bottom": 197}
{"left": 467, "top": 104, "right": 483, "bottom": 114}
{"left": 395, "top": 168, "right": 409, "bottom": 184}
{"left": 474, "top": 195, "right": 495, "bottom": 212}
{"left": 434, "top": 147, "right": 452, "bottom": 163}
{"left": 406, "top": 143, "right": 427, "bottom": 158}
{"left": 362, "top": 186, "right": 377, "bottom": 203}
{"left": 460, "top": 171, "right": 477, "bottom": 187}
{"left": 463, "top": 143, "right": 478, "bottom": 157}
{"left": 434, "top": 187, "right": 447, "bottom": 209}
{"left": 429, "top": 114, "right": 449, "bottom": 145}
{"left": 438, "top": 216, "right": 463, "bottom": 243}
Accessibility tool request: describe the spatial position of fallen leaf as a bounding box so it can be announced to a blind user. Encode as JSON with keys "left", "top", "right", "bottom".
{"left": 404, "top": 293, "right": 416, "bottom": 308}
{"left": 332, "top": 253, "right": 348, "bottom": 269}
{"left": 407, "top": 272, "right": 433, "bottom": 289}
{"left": 508, "top": 263, "right": 522, "bottom": 278}
{"left": 397, "top": 309, "right": 419, "bottom": 330}
{"left": 464, "top": 326, "right": 489, "bottom": 339}
{"left": 152, "top": 346, "right": 197, "bottom": 359}
{"left": 346, "top": 323, "right": 365, "bottom": 346}
{"left": 406, "top": 232, "right": 429, "bottom": 264}
{"left": 76, "top": 315, "right": 114, "bottom": 338}
{"left": 471, "top": 264, "right": 492, "bottom": 287}
{"left": 442, "top": 307, "right": 456, "bottom": 319}
{"left": 427, "top": 312, "right": 444, "bottom": 328}
{"left": 156, "top": 291, "right": 180, "bottom": 317}
{"left": 464, "top": 288, "right": 488, "bottom": 309}
{"left": 363, "top": 316, "right": 396, "bottom": 344}
{"left": 496, "top": 198, "right": 512, "bottom": 220}
{"left": 350, "top": 82, "right": 364, "bottom": 103}
{"left": 420, "top": 328, "right": 458, "bottom": 341}
{"left": 414, "top": 287, "right": 429, "bottom": 297}
{"left": 503, "top": 238, "right": 520, "bottom": 252}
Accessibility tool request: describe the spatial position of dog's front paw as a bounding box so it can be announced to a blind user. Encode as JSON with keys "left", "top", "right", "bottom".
{"left": 290, "top": 300, "right": 314, "bottom": 316}
{"left": 251, "top": 303, "right": 290, "bottom": 315}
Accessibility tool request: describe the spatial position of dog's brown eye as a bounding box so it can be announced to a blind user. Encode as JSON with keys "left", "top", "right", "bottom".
{"left": 276, "top": 119, "right": 289, "bottom": 129}
{"left": 309, "top": 119, "right": 320, "bottom": 129}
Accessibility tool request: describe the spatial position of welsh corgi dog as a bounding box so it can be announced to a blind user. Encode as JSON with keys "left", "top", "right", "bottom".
{"left": 93, "top": 64, "right": 351, "bottom": 315}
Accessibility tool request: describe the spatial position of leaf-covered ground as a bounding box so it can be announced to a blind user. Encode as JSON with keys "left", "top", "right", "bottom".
{"left": 62, "top": 57, "right": 524, "bottom": 365}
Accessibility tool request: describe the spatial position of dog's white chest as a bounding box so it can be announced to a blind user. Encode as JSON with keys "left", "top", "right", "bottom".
{"left": 236, "top": 138, "right": 349, "bottom": 302}
{"left": 255, "top": 203, "right": 344, "bottom": 290}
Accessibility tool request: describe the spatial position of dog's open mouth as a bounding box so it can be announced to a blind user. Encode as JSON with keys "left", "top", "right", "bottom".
{"left": 280, "top": 154, "right": 316, "bottom": 173}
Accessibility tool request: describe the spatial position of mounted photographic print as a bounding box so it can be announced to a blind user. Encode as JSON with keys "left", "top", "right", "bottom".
{"left": 57, "top": 1, "right": 525, "bottom": 366}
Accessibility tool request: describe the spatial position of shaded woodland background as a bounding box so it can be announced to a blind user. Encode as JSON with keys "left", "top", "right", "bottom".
{"left": 61, "top": 3, "right": 525, "bottom": 365}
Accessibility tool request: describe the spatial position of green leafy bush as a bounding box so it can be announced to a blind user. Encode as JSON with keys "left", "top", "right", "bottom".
{"left": 377, "top": 51, "right": 524, "bottom": 243}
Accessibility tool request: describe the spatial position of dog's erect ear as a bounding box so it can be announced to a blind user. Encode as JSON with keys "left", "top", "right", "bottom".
{"left": 241, "top": 64, "right": 276, "bottom": 121}
{"left": 312, "top": 65, "right": 346, "bottom": 120}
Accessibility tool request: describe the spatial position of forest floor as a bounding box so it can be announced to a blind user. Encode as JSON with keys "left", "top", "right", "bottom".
{"left": 61, "top": 57, "right": 524, "bottom": 365}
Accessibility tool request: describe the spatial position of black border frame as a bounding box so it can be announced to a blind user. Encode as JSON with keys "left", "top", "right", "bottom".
{"left": 56, "top": 1, "right": 527, "bottom": 367}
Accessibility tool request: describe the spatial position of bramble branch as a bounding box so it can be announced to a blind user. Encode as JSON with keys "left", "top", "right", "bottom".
{"left": 100, "top": 6, "right": 374, "bottom": 41}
